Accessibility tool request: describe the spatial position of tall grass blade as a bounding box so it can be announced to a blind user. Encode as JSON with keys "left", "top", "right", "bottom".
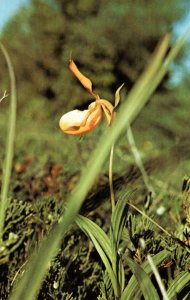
{"left": 110, "top": 191, "right": 132, "bottom": 248}
{"left": 9, "top": 30, "right": 188, "bottom": 300}
{"left": 167, "top": 271, "right": 190, "bottom": 299}
{"left": 0, "top": 43, "right": 17, "bottom": 240}
{"left": 109, "top": 191, "right": 132, "bottom": 293}
{"left": 88, "top": 234, "right": 119, "bottom": 297}
{"left": 122, "top": 256, "right": 160, "bottom": 300}
{"left": 128, "top": 203, "right": 172, "bottom": 237}
{"left": 121, "top": 250, "right": 170, "bottom": 300}
{"left": 146, "top": 253, "right": 169, "bottom": 300}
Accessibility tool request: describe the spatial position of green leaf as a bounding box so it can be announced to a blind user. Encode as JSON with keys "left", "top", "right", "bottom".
{"left": 184, "top": 291, "right": 190, "bottom": 300}
{"left": 121, "top": 257, "right": 160, "bottom": 300}
{"left": 110, "top": 190, "right": 132, "bottom": 249}
{"left": 109, "top": 191, "right": 132, "bottom": 293}
{"left": 119, "top": 257, "right": 125, "bottom": 293}
{"left": 76, "top": 215, "right": 112, "bottom": 259}
{"left": 87, "top": 232, "right": 118, "bottom": 296}
{"left": 121, "top": 250, "right": 170, "bottom": 300}
{"left": 75, "top": 215, "right": 119, "bottom": 297}
{"left": 167, "top": 271, "right": 190, "bottom": 299}
{"left": 122, "top": 32, "right": 171, "bottom": 124}
{"left": 109, "top": 190, "right": 131, "bottom": 280}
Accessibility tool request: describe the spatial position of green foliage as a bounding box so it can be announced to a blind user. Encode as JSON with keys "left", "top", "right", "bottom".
{"left": 122, "top": 250, "right": 170, "bottom": 300}
{"left": 167, "top": 271, "right": 190, "bottom": 299}
{"left": 0, "top": 0, "right": 187, "bottom": 111}
{"left": 122, "top": 256, "right": 160, "bottom": 300}
{"left": 76, "top": 214, "right": 119, "bottom": 297}
{"left": 76, "top": 191, "right": 132, "bottom": 298}
{"left": 0, "top": 197, "right": 103, "bottom": 299}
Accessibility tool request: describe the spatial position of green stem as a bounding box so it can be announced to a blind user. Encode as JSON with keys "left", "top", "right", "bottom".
{"left": 109, "top": 144, "right": 115, "bottom": 213}
{"left": 127, "top": 125, "right": 156, "bottom": 197}
{"left": 0, "top": 43, "right": 17, "bottom": 240}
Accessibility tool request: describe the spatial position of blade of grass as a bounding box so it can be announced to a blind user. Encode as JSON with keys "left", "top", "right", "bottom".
{"left": 76, "top": 215, "right": 119, "bottom": 297}
{"left": 128, "top": 203, "right": 190, "bottom": 252}
{"left": 111, "top": 191, "right": 132, "bottom": 249}
{"left": 121, "top": 250, "right": 170, "bottom": 300}
{"left": 146, "top": 253, "right": 169, "bottom": 300}
{"left": 128, "top": 203, "right": 172, "bottom": 237}
{"left": 0, "top": 43, "right": 17, "bottom": 240}
{"left": 109, "top": 191, "right": 132, "bottom": 293}
{"left": 132, "top": 28, "right": 190, "bottom": 126}
{"left": 76, "top": 215, "right": 112, "bottom": 259}
{"left": 122, "top": 256, "right": 160, "bottom": 300}
{"left": 167, "top": 271, "right": 190, "bottom": 299}
{"left": 88, "top": 234, "right": 119, "bottom": 298}
{"left": 9, "top": 30, "right": 189, "bottom": 300}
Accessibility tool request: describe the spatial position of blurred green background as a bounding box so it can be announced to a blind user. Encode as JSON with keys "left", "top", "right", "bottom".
{"left": 0, "top": 0, "right": 190, "bottom": 185}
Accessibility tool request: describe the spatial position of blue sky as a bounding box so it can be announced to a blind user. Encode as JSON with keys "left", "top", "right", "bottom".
{"left": 175, "top": 10, "right": 190, "bottom": 38}
{"left": 0, "top": 0, "right": 29, "bottom": 31}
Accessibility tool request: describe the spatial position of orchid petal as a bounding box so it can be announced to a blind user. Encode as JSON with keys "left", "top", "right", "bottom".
{"left": 99, "top": 99, "right": 114, "bottom": 125}
{"left": 114, "top": 83, "right": 125, "bottom": 108}
{"left": 59, "top": 109, "right": 90, "bottom": 131}
{"left": 69, "top": 59, "right": 97, "bottom": 99}
{"left": 59, "top": 102, "right": 102, "bottom": 135}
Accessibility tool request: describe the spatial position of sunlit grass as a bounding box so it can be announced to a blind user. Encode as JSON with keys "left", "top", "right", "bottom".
{"left": 0, "top": 43, "right": 17, "bottom": 240}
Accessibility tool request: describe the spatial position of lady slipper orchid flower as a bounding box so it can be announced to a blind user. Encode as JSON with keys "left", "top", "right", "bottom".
{"left": 59, "top": 59, "right": 124, "bottom": 135}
